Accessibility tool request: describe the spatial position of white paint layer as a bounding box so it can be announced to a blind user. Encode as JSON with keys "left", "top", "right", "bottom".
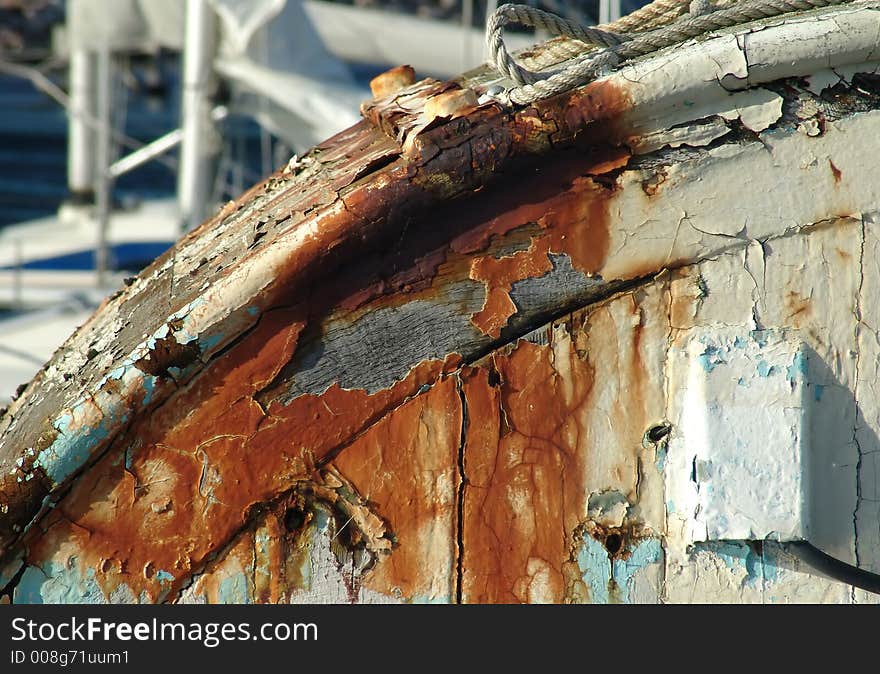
{"left": 670, "top": 328, "right": 809, "bottom": 543}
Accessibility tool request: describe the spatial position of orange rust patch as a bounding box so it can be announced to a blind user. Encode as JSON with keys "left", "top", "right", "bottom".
{"left": 20, "top": 305, "right": 459, "bottom": 601}
{"left": 469, "top": 248, "right": 553, "bottom": 338}
{"left": 470, "top": 285, "right": 521, "bottom": 339}
{"left": 641, "top": 169, "right": 668, "bottom": 197}
{"left": 369, "top": 65, "right": 417, "bottom": 100}
{"left": 467, "top": 176, "right": 614, "bottom": 337}
{"left": 829, "top": 159, "right": 842, "bottom": 184}
{"left": 331, "top": 378, "right": 462, "bottom": 602}
{"left": 584, "top": 150, "right": 631, "bottom": 176}
{"left": 460, "top": 340, "right": 597, "bottom": 603}
{"left": 785, "top": 290, "right": 813, "bottom": 325}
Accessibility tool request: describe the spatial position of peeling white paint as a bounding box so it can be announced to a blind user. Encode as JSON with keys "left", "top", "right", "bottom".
{"left": 667, "top": 328, "right": 809, "bottom": 543}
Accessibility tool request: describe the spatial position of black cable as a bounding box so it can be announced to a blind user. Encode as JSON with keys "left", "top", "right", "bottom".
{"left": 784, "top": 542, "right": 880, "bottom": 595}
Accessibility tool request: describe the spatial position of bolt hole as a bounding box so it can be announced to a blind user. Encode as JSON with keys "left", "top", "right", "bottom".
{"left": 604, "top": 533, "right": 623, "bottom": 556}
{"left": 646, "top": 422, "right": 671, "bottom": 444}
{"left": 284, "top": 506, "right": 307, "bottom": 532}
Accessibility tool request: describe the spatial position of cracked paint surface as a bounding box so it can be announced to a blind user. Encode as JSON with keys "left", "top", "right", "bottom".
{"left": 3, "top": 4, "right": 880, "bottom": 603}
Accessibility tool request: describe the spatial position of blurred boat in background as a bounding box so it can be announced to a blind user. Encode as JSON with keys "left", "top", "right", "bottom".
{"left": 0, "top": 0, "right": 636, "bottom": 403}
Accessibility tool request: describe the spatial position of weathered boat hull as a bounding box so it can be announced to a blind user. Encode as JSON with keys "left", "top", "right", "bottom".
{"left": 3, "top": 2, "right": 880, "bottom": 603}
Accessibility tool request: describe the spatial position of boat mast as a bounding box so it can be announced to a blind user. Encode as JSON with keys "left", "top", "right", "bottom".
{"left": 178, "top": 0, "right": 219, "bottom": 232}
{"left": 66, "top": 47, "right": 97, "bottom": 206}
{"left": 599, "top": 0, "right": 622, "bottom": 24}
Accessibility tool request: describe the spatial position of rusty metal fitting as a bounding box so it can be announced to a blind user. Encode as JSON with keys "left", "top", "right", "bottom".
{"left": 370, "top": 65, "right": 416, "bottom": 99}
{"left": 423, "top": 88, "right": 479, "bottom": 123}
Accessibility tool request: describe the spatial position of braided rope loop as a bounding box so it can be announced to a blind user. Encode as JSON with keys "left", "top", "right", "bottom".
{"left": 488, "top": 0, "right": 856, "bottom": 105}
{"left": 487, "top": 3, "right": 630, "bottom": 85}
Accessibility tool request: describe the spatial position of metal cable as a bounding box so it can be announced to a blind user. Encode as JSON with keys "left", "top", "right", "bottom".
{"left": 785, "top": 542, "right": 880, "bottom": 595}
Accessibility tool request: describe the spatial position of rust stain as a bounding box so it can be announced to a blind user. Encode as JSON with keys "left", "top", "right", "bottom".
{"left": 1, "top": 68, "right": 640, "bottom": 585}
{"left": 829, "top": 158, "right": 842, "bottom": 184}
{"left": 459, "top": 286, "right": 664, "bottom": 602}
{"left": 668, "top": 268, "right": 702, "bottom": 330}
{"left": 331, "top": 377, "right": 462, "bottom": 601}
{"left": 370, "top": 65, "right": 417, "bottom": 100}
{"left": 784, "top": 290, "right": 813, "bottom": 324}
{"left": 459, "top": 341, "right": 594, "bottom": 603}
{"left": 18, "top": 305, "right": 458, "bottom": 600}
{"left": 469, "top": 250, "right": 553, "bottom": 338}
{"left": 641, "top": 169, "right": 668, "bottom": 197}
{"left": 467, "top": 175, "right": 616, "bottom": 337}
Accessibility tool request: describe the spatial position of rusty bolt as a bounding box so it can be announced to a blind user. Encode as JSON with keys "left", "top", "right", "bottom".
{"left": 423, "top": 88, "right": 479, "bottom": 123}
{"left": 370, "top": 65, "right": 416, "bottom": 99}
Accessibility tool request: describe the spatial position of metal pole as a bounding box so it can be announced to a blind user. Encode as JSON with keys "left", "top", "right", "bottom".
{"left": 462, "top": 0, "right": 474, "bottom": 72}
{"left": 178, "top": 0, "right": 219, "bottom": 232}
{"left": 67, "top": 47, "right": 97, "bottom": 204}
{"left": 110, "top": 128, "right": 184, "bottom": 179}
{"left": 599, "top": 0, "right": 621, "bottom": 24}
{"left": 12, "top": 239, "right": 22, "bottom": 311}
{"left": 94, "top": 46, "right": 112, "bottom": 288}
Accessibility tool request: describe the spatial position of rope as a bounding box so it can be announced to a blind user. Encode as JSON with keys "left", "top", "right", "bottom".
{"left": 486, "top": 4, "right": 631, "bottom": 84}
{"left": 487, "top": 0, "right": 857, "bottom": 105}
{"left": 610, "top": 0, "right": 692, "bottom": 32}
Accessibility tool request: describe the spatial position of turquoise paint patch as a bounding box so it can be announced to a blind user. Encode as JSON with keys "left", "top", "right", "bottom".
{"left": 155, "top": 570, "right": 174, "bottom": 583}
{"left": 756, "top": 360, "right": 777, "bottom": 378}
{"left": 199, "top": 333, "right": 225, "bottom": 352}
{"left": 786, "top": 351, "right": 808, "bottom": 383}
{"left": 218, "top": 572, "right": 252, "bottom": 604}
{"left": 733, "top": 336, "right": 747, "bottom": 350}
{"left": 167, "top": 361, "right": 201, "bottom": 382}
{"left": 762, "top": 549, "right": 778, "bottom": 583}
{"left": 611, "top": 539, "right": 663, "bottom": 603}
{"left": 37, "top": 407, "right": 117, "bottom": 484}
{"left": 0, "top": 555, "right": 24, "bottom": 589}
{"left": 577, "top": 537, "right": 611, "bottom": 604}
{"left": 813, "top": 384, "right": 825, "bottom": 402}
{"left": 750, "top": 330, "right": 769, "bottom": 347}
{"left": 666, "top": 499, "right": 676, "bottom": 513}
{"left": 703, "top": 542, "right": 763, "bottom": 586}
{"left": 655, "top": 446, "right": 667, "bottom": 472}
{"left": 246, "top": 306, "right": 260, "bottom": 317}
{"left": 254, "top": 527, "right": 272, "bottom": 580}
{"left": 168, "top": 299, "right": 207, "bottom": 344}
{"left": 737, "top": 377, "right": 747, "bottom": 386}
{"left": 14, "top": 562, "right": 109, "bottom": 604}
{"left": 13, "top": 566, "right": 45, "bottom": 604}
{"left": 142, "top": 376, "right": 157, "bottom": 405}
{"left": 699, "top": 345, "right": 725, "bottom": 373}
